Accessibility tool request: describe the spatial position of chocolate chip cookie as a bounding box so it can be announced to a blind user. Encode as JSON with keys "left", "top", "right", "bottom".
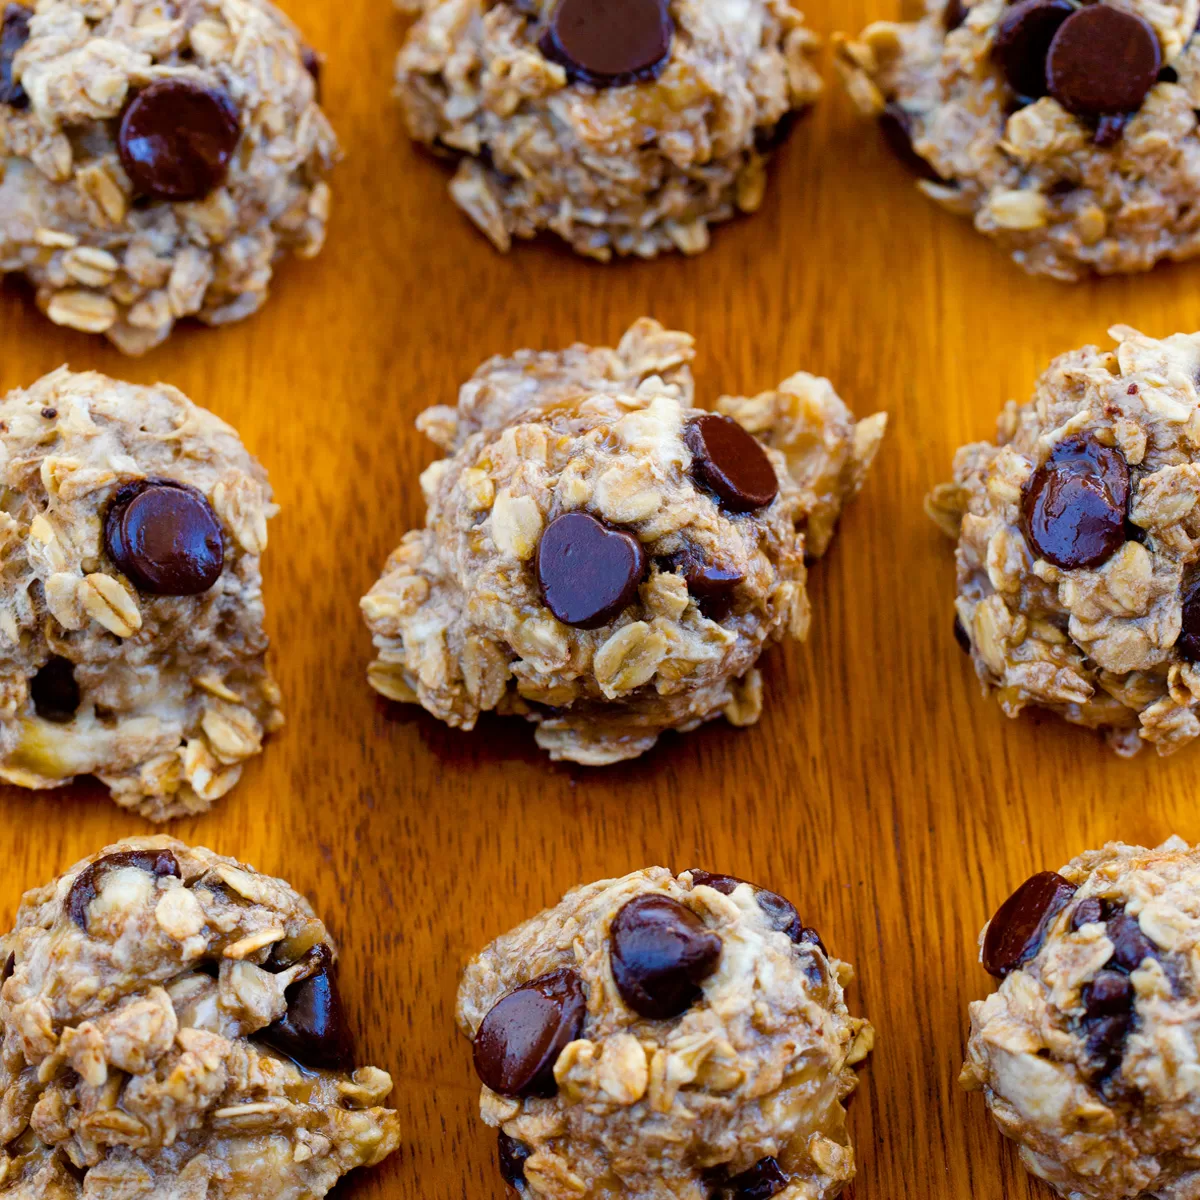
{"left": 396, "top": 0, "right": 823, "bottom": 260}
{"left": 837, "top": 1, "right": 1200, "bottom": 280}
{"left": 0, "top": 838, "right": 400, "bottom": 1197}
{"left": 928, "top": 326, "right": 1200, "bottom": 756}
{"left": 962, "top": 838, "right": 1200, "bottom": 1199}
{"left": 0, "top": 0, "right": 339, "bottom": 353}
{"left": 0, "top": 369, "right": 282, "bottom": 820}
{"left": 361, "top": 318, "right": 886, "bottom": 765}
{"left": 457, "top": 867, "right": 874, "bottom": 1199}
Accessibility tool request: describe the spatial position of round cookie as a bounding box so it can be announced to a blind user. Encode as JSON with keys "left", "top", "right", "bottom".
{"left": 837, "top": 0, "right": 1200, "bottom": 280}
{"left": 0, "top": 368, "right": 282, "bottom": 820}
{"left": 962, "top": 838, "right": 1200, "bottom": 1199}
{"left": 928, "top": 326, "right": 1200, "bottom": 757}
{"left": 361, "top": 318, "right": 886, "bottom": 766}
{"left": 457, "top": 867, "right": 874, "bottom": 1199}
{"left": 0, "top": 837, "right": 400, "bottom": 1197}
{"left": 395, "top": 0, "right": 823, "bottom": 260}
{"left": 0, "top": 0, "right": 339, "bottom": 353}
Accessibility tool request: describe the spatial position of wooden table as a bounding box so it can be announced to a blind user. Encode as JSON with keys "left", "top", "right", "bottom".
{"left": 4, "top": 1, "right": 1199, "bottom": 1196}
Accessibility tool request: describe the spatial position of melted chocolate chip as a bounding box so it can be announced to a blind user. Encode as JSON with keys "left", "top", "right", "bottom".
{"left": 1106, "top": 911, "right": 1158, "bottom": 973}
{"left": 610, "top": 894, "right": 722, "bottom": 1020}
{"left": 686, "top": 415, "right": 778, "bottom": 514}
{"left": 1047, "top": 6, "right": 1162, "bottom": 116}
{"left": 1020, "top": 434, "right": 1130, "bottom": 570}
{"left": 498, "top": 1132, "right": 532, "bottom": 1192}
{"left": 878, "top": 103, "right": 943, "bottom": 181}
{"left": 1094, "top": 112, "right": 1130, "bottom": 147}
{"left": 0, "top": 4, "right": 30, "bottom": 109}
{"left": 301, "top": 45, "right": 322, "bottom": 99}
{"left": 664, "top": 551, "right": 742, "bottom": 621}
{"left": 953, "top": 615, "right": 971, "bottom": 654}
{"left": 686, "top": 870, "right": 803, "bottom": 942}
{"left": 725, "top": 1158, "right": 789, "bottom": 1200}
{"left": 1070, "top": 897, "right": 1105, "bottom": 931}
{"left": 536, "top": 512, "right": 646, "bottom": 629}
{"left": 538, "top": 0, "right": 673, "bottom": 88}
{"left": 1178, "top": 576, "right": 1200, "bottom": 661}
{"left": 2, "top": 953, "right": 13, "bottom": 984}
{"left": 993, "top": 0, "right": 1073, "bottom": 99}
{"left": 798, "top": 926, "right": 828, "bottom": 956}
{"left": 66, "top": 850, "right": 181, "bottom": 931}
{"left": 473, "top": 969, "right": 586, "bottom": 1097}
{"left": 1083, "top": 970, "right": 1134, "bottom": 1018}
{"left": 104, "top": 480, "right": 224, "bottom": 596}
{"left": 943, "top": 0, "right": 967, "bottom": 33}
{"left": 30, "top": 657, "right": 80, "bottom": 723}
{"left": 259, "top": 945, "right": 355, "bottom": 1071}
{"left": 982, "top": 872, "right": 1077, "bottom": 978}
{"left": 1084, "top": 1011, "right": 1132, "bottom": 1078}
{"left": 118, "top": 79, "right": 240, "bottom": 201}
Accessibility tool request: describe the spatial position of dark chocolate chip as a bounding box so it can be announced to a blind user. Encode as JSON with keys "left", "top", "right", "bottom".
{"left": 40, "top": 407, "right": 56, "bottom": 419}
{"left": 1083, "top": 970, "right": 1134, "bottom": 1018}
{"left": 66, "top": 850, "right": 181, "bottom": 931}
{"left": 725, "top": 1158, "right": 789, "bottom": 1200}
{"left": 993, "top": 0, "right": 1074, "bottom": 100}
{"left": 1084, "top": 1011, "right": 1132, "bottom": 1077}
{"left": 754, "top": 108, "right": 799, "bottom": 154}
{"left": 2, "top": 952, "right": 13, "bottom": 984}
{"left": 954, "top": 615, "right": 971, "bottom": 654}
{"left": 610, "top": 894, "right": 722, "bottom": 1019}
{"left": 104, "top": 479, "right": 224, "bottom": 596}
{"left": 259, "top": 944, "right": 355, "bottom": 1072}
{"left": 498, "top": 1132, "right": 532, "bottom": 1192}
{"left": 1047, "top": 6, "right": 1162, "bottom": 116}
{"left": 536, "top": 511, "right": 646, "bottom": 629}
{"left": 1070, "top": 897, "right": 1104, "bottom": 931}
{"left": 1094, "top": 112, "right": 1130, "bottom": 147}
{"left": 301, "top": 44, "right": 322, "bottom": 100}
{"left": 686, "top": 415, "right": 778, "bottom": 514}
{"left": 878, "top": 103, "right": 943, "bottom": 181}
{"left": 472, "top": 969, "right": 586, "bottom": 1097}
{"left": 1178, "top": 575, "right": 1200, "bottom": 662}
{"left": 1159, "top": 65, "right": 1179, "bottom": 84}
{"left": 798, "top": 926, "right": 828, "bottom": 956}
{"left": 1020, "top": 434, "right": 1130, "bottom": 570}
{"left": 30, "top": 657, "right": 80, "bottom": 723}
{"left": 118, "top": 78, "right": 240, "bottom": 201}
{"left": 538, "top": 0, "right": 673, "bottom": 88}
{"left": 0, "top": 4, "right": 30, "bottom": 109}
{"left": 982, "top": 871, "right": 1077, "bottom": 978}
{"left": 1106, "top": 911, "right": 1158, "bottom": 972}
{"left": 686, "top": 870, "right": 803, "bottom": 943}
{"left": 664, "top": 550, "right": 742, "bottom": 621}
{"left": 943, "top": 0, "right": 967, "bottom": 33}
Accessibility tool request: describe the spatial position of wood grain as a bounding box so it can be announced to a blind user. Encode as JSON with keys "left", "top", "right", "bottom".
{"left": 3, "top": 1, "right": 1199, "bottom": 1196}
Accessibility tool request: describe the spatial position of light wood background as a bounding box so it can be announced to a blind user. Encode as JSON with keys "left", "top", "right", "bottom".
{"left": 4, "top": 1, "right": 1200, "bottom": 1196}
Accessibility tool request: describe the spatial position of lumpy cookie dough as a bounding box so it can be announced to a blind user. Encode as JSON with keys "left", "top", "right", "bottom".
{"left": 0, "top": 0, "right": 339, "bottom": 354}
{"left": 457, "top": 867, "right": 874, "bottom": 1200}
{"left": 395, "top": 0, "right": 824, "bottom": 260}
{"left": 928, "top": 326, "right": 1200, "bottom": 757}
{"left": 0, "top": 368, "right": 282, "bottom": 820}
{"left": 962, "top": 838, "right": 1200, "bottom": 1199}
{"left": 0, "top": 837, "right": 400, "bottom": 1198}
{"left": 361, "top": 318, "right": 886, "bottom": 766}
{"left": 837, "top": 0, "right": 1200, "bottom": 280}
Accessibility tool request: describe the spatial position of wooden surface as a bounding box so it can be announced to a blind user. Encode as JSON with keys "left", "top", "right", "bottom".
{"left": 5, "top": 2, "right": 1200, "bottom": 1196}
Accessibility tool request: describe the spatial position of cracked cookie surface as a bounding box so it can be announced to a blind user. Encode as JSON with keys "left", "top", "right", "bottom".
{"left": 837, "top": 0, "right": 1200, "bottom": 280}
{"left": 457, "top": 866, "right": 874, "bottom": 1200}
{"left": 0, "top": 837, "right": 400, "bottom": 1199}
{"left": 962, "top": 838, "right": 1200, "bottom": 1200}
{"left": 361, "top": 318, "right": 886, "bottom": 766}
{"left": 395, "top": 0, "right": 822, "bottom": 260}
{"left": 0, "top": 368, "right": 282, "bottom": 820}
{"left": 0, "top": 0, "right": 339, "bottom": 353}
{"left": 928, "top": 327, "right": 1200, "bottom": 757}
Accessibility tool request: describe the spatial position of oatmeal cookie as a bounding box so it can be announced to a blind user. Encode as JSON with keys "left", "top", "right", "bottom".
{"left": 0, "top": 368, "right": 282, "bottom": 820}
{"left": 0, "top": 837, "right": 401, "bottom": 1198}
{"left": 837, "top": 0, "right": 1200, "bottom": 280}
{"left": 395, "top": 0, "right": 823, "bottom": 260}
{"left": 962, "top": 838, "right": 1200, "bottom": 1199}
{"left": 0, "top": 0, "right": 339, "bottom": 354}
{"left": 457, "top": 867, "right": 874, "bottom": 1200}
{"left": 361, "top": 318, "right": 886, "bottom": 766}
{"left": 928, "top": 326, "right": 1200, "bottom": 757}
